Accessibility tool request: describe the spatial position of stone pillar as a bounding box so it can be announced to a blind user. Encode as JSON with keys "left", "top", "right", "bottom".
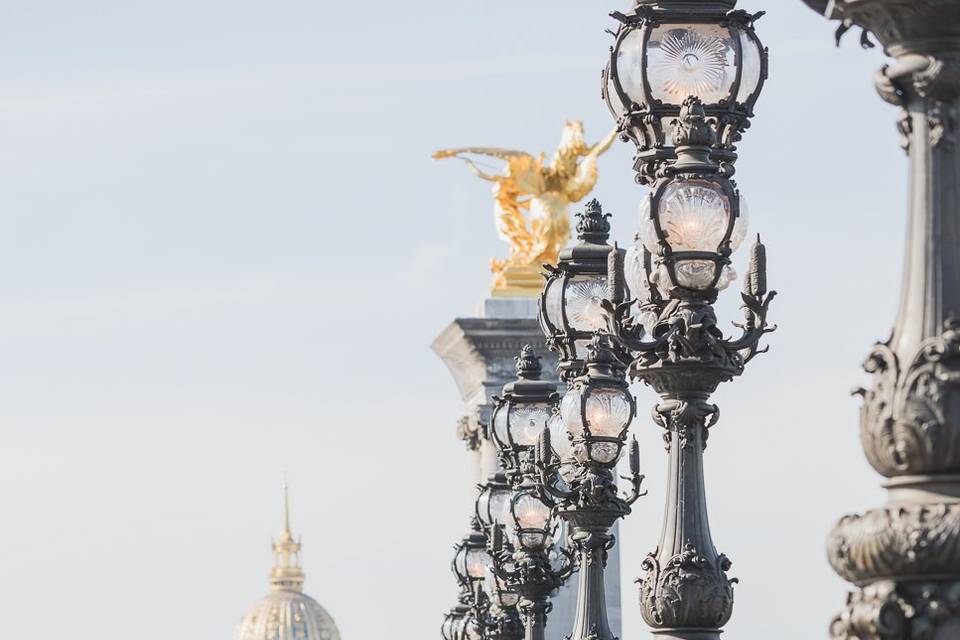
{"left": 433, "top": 297, "right": 621, "bottom": 640}
{"left": 800, "top": 2, "right": 960, "bottom": 637}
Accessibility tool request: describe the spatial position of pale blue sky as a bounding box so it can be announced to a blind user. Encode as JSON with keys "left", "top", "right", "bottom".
{"left": 0, "top": 1, "right": 904, "bottom": 638}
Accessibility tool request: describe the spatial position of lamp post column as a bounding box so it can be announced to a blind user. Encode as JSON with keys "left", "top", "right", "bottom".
{"left": 565, "top": 510, "right": 619, "bottom": 640}
{"left": 639, "top": 387, "right": 734, "bottom": 639}
{"left": 800, "top": 2, "right": 960, "bottom": 638}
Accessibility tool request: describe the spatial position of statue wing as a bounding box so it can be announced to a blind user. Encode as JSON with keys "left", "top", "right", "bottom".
{"left": 432, "top": 147, "right": 532, "bottom": 161}
{"left": 565, "top": 128, "right": 618, "bottom": 202}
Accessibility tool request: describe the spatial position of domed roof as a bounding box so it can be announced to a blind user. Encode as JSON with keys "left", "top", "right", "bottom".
{"left": 234, "top": 590, "right": 340, "bottom": 640}
{"left": 234, "top": 485, "right": 341, "bottom": 640}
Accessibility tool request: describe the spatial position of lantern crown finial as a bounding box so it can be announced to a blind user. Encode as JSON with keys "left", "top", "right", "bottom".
{"left": 515, "top": 345, "right": 543, "bottom": 380}
{"left": 576, "top": 199, "right": 612, "bottom": 244}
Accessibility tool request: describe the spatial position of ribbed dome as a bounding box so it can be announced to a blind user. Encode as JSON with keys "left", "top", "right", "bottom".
{"left": 234, "top": 590, "right": 340, "bottom": 640}
{"left": 234, "top": 484, "right": 341, "bottom": 640}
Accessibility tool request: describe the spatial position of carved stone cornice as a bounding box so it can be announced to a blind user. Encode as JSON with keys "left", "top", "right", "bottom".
{"left": 828, "top": 504, "right": 960, "bottom": 585}
{"left": 856, "top": 320, "right": 960, "bottom": 477}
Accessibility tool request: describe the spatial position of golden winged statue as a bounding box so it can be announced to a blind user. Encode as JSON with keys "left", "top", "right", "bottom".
{"left": 434, "top": 122, "right": 618, "bottom": 297}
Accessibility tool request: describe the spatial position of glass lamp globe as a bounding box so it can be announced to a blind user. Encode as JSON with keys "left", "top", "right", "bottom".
{"left": 510, "top": 491, "right": 552, "bottom": 551}
{"left": 585, "top": 388, "right": 633, "bottom": 438}
{"left": 603, "top": 11, "right": 767, "bottom": 164}
{"left": 476, "top": 474, "right": 512, "bottom": 530}
{"left": 639, "top": 179, "right": 748, "bottom": 291}
{"left": 560, "top": 339, "right": 636, "bottom": 466}
{"left": 493, "top": 402, "right": 553, "bottom": 449}
{"left": 611, "top": 21, "right": 764, "bottom": 110}
{"left": 490, "top": 346, "right": 559, "bottom": 468}
{"left": 646, "top": 24, "right": 737, "bottom": 105}
{"left": 539, "top": 199, "right": 619, "bottom": 377}
{"left": 465, "top": 548, "right": 491, "bottom": 580}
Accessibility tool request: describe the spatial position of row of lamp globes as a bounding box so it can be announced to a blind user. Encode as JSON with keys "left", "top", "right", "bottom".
{"left": 445, "top": 341, "right": 639, "bottom": 639}
{"left": 444, "top": 350, "right": 559, "bottom": 640}
{"left": 446, "top": 4, "right": 770, "bottom": 637}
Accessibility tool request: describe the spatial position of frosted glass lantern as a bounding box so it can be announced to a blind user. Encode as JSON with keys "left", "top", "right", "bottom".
{"left": 465, "top": 548, "right": 492, "bottom": 579}
{"left": 565, "top": 277, "right": 608, "bottom": 332}
{"left": 539, "top": 199, "right": 618, "bottom": 378}
{"left": 585, "top": 388, "right": 633, "bottom": 438}
{"left": 639, "top": 178, "right": 748, "bottom": 292}
{"left": 490, "top": 347, "right": 559, "bottom": 470}
{"left": 560, "top": 337, "right": 636, "bottom": 468}
{"left": 453, "top": 528, "right": 492, "bottom": 590}
{"left": 476, "top": 473, "right": 512, "bottom": 529}
{"left": 509, "top": 490, "right": 553, "bottom": 551}
{"left": 603, "top": 10, "right": 767, "bottom": 158}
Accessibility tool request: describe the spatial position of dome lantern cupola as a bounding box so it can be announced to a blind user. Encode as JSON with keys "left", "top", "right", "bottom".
{"left": 234, "top": 484, "right": 342, "bottom": 640}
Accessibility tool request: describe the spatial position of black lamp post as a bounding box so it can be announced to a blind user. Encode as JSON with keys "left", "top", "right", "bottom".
{"left": 483, "top": 347, "right": 576, "bottom": 640}
{"left": 592, "top": 98, "right": 775, "bottom": 640}
{"left": 537, "top": 336, "right": 646, "bottom": 640}
{"left": 449, "top": 520, "right": 524, "bottom": 640}
{"left": 587, "top": 2, "right": 775, "bottom": 638}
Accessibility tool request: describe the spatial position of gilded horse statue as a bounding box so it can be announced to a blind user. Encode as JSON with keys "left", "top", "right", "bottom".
{"left": 434, "top": 122, "right": 617, "bottom": 296}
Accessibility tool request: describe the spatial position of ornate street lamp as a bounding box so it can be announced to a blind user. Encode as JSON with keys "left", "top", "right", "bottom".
{"left": 603, "top": 1, "right": 767, "bottom": 184}
{"left": 450, "top": 520, "right": 524, "bottom": 640}
{"left": 443, "top": 604, "right": 473, "bottom": 640}
{"left": 536, "top": 336, "right": 646, "bottom": 640}
{"left": 490, "top": 347, "right": 560, "bottom": 473}
{"left": 483, "top": 348, "right": 576, "bottom": 640}
{"left": 476, "top": 472, "right": 513, "bottom": 533}
{"left": 487, "top": 486, "right": 576, "bottom": 640}
{"left": 539, "top": 200, "right": 620, "bottom": 380}
{"left": 591, "top": 3, "right": 775, "bottom": 637}
{"left": 597, "top": 100, "right": 776, "bottom": 639}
